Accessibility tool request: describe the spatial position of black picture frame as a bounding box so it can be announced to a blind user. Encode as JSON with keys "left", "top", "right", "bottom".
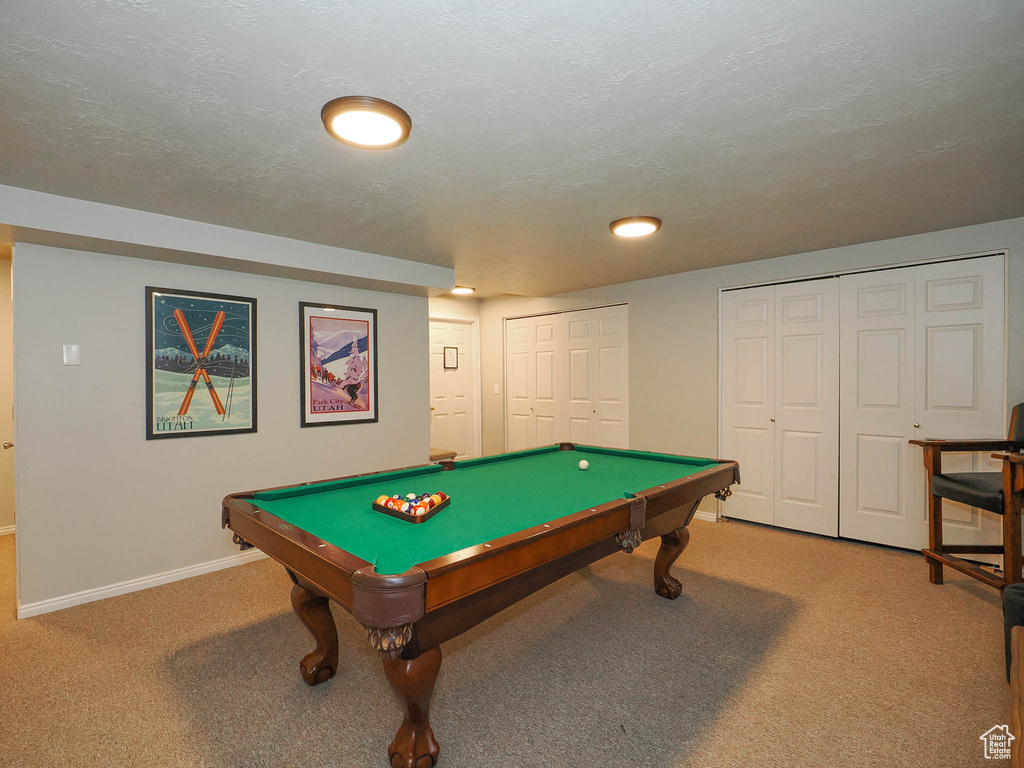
{"left": 145, "top": 286, "right": 257, "bottom": 440}
{"left": 443, "top": 346, "right": 459, "bottom": 369}
{"left": 299, "top": 301, "right": 379, "bottom": 427}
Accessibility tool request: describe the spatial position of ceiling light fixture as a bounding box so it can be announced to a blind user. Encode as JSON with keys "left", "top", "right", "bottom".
{"left": 450, "top": 286, "right": 475, "bottom": 295}
{"left": 321, "top": 96, "right": 412, "bottom": 149}
{"left": 609, "top": 216, "right": 662, "bottom": 238}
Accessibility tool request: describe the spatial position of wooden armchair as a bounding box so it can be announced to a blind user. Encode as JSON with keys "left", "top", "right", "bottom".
{"left": 910, "top": 404, "right": 1024, "bottom": 590}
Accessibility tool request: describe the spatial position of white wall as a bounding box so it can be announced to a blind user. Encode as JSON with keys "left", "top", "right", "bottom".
{"left": 428, "top": 295, "right": 481, "bottom": 318}
{"left": 477, "top": 217, "right": 1024, "bottom": 461}
{"left": 13, "top": 244, "right": 430, "bottom": 610}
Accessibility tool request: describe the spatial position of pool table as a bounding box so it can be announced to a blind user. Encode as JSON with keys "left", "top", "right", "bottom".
{"left": 222, "top": 443, "right": 739, "bottom": 768}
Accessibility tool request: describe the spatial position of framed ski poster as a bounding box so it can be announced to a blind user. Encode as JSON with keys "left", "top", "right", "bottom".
{"left": 145, "top": 287, "right": 257, "bottom": 439}
{"left": 299, "top": 302, "right": 378, "bottom": 427}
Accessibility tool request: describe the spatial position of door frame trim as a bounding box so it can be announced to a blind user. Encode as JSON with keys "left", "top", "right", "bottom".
{"left": 429, "top": 312, "right": 482, "bottom": 459}
{"left": 719, "top": 249, "right": 1006, "bottom": 293}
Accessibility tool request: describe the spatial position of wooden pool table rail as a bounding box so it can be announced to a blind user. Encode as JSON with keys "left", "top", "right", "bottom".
{"left": 223, "top": 448, "right": 737, "bottom": 650}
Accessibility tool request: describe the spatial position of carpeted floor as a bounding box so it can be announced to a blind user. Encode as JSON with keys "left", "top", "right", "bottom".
{"left": 0, "top": 521, "right": 1010, "bottom": 768}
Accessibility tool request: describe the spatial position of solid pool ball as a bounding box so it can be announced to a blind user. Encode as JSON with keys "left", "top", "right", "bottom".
{"left": 579, "top": 460, "right": 589, "bottom": 471}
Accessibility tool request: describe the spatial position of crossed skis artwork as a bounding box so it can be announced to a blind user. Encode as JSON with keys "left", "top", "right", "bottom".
{"left": 173, "top": 308, "right": 237, "bottom": 419}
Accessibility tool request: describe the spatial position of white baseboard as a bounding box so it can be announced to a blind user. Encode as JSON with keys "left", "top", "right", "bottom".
{"left": 17, "top": 548, "right": 267, "bottom": 619}
{"left": 694, "top": 510, "right": 719, "bottom": 523}
{"left": 0, "top": 525, "right": 14, "bottom": 537}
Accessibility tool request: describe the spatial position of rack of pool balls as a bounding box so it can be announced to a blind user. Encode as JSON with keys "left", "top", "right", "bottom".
{"left": 372, "top": 491, "right": 450, "bottom": 523}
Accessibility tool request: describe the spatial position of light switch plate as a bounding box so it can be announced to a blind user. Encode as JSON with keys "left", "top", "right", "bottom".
{"left": 63, "top": 344, "right": 81, "bottom": 366}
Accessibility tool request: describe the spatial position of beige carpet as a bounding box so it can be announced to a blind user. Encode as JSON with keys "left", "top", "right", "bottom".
{"left": 0, "top": 522, "right": 1010, "bottom": 768}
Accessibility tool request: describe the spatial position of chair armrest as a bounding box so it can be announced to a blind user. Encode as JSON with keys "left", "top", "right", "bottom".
{"left": 909, "top": 439, "right": 1016, "bottom": 451}
{"left": 994, "top": 453, "right": 1024, "bottom": 465}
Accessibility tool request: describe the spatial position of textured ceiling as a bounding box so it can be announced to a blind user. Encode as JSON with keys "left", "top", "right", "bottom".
{"left": 1, "top": 0, "right": 1022, "bottom": 296}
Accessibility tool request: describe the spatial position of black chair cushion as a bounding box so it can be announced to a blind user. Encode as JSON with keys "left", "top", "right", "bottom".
{"left": 1004, "top": 584, "right": 1024, "bottom": 683}
{"left": 931, "top": 472, "right": 1004, "bottom": 515}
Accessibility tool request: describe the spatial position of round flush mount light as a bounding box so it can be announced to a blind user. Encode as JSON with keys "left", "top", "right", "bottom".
{"left": 321, "top": 96, "right": 412, "bottom": 149}
{"left": 609, "top": 216, "right": 662, "bottom": 238}
{"left": 450, "top": 286, "right": 475, "bottom": 295}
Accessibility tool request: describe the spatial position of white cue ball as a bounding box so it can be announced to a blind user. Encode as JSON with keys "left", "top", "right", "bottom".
{"left": 579, "top": 460, "right": 589, "bottom": 471}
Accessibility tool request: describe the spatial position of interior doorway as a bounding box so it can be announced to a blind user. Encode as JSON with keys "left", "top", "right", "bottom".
{"left": 428, "top": 313, "right": 481, "bottom": 459}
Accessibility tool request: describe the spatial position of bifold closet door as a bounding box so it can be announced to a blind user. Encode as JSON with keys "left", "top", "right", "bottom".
{"left": 838, "top": 267, "right": 919, "bottom": 548}
{"left": 911, "top": 256, "right": 1005, "bottom": 558}
{"left": 721, "top": 280, "right": 839, "bottom": 534}
{"left": 565, "top": 306, "right": 629, "bottom": 448}
{"left": 505, "top": 306, "right": 629, "bottom": 451}
{"left": 772, "top": 280, "right": 839, "bottom": 537}
{"left": 720, "top": 286, "right": 776, "bottom": 525}
{"left": 505, "top": 315, "right": 562, "bottom": 451}
{"left": 838, "top": 255, "right": 1005, "bottom": 553}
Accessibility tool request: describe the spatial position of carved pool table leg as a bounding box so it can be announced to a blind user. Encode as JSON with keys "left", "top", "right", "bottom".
{"left": 290, "top": 583, "right": 339, "bottom": 686}
{"left": 654, "top": 526, "right": 691, "bottom": 600}
{"left": 382, "top": 646, "right": 442, "bottom": 768}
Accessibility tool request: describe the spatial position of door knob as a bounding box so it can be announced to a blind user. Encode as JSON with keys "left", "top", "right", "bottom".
{"left": 429, "top": 406, "right": 435, "bottom": 411}
{"left": 770, "top": 417, "right": 775, "bottom": 423}
{"left": 2, "top": 442, "right": 12, "bottom": 449}
{"left": 913, "top": 423, "right": 920, "bottom": 428}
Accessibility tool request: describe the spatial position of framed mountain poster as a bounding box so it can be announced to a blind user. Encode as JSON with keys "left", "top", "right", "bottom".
{"left": 146, "top": 287, "right": 257, "bottom": 439}
{"left": 300, "top": 301, "right": 378, "bottom": 427}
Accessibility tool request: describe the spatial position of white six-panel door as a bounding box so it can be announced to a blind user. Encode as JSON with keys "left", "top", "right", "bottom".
{"left": 721, "top": 280, "right": 839, "bottom": 535}
{"left": 911, "top": 256, "right": 1005, "bottom": 558}
{"left": 505, "top": 305, "right": 629, "bottom": 451}
{"left": 839, "top": 267, "right": 919, "bottom": 547}
{"left": 838, "top": 256, "right": 1005, "bottom": 553}
{"left": 429, "top": 319, "right": 480, "bottom": 459}
{"left": 773, "top": 280, "right": 840, "bottom": 536}
{"left": 505, "top": 315, "right": 560, "bottom": 451}
{"left": 720, "top": 286, "right": 776, "bottom": 525}
{"left": 566, "top": 306, "right": 629, "bottom": 447}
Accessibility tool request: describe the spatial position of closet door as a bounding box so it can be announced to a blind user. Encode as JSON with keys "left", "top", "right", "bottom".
{"left": 720, "top": 286, "right": 776, "bottom": 525}
{"left": 772, "top": 279, "right": 840, "bottom": 536}
{"left": 838, "top": 267, "right": 918, "bottom": 547}
{"left": 505, "top": 315, "right": 562, "bottom": 450}
{"left": 839, "top": 255, "right": 1005, "bottom": 553}
{"left": 505, "top": 306, "right": 629, "bottom": 451}
{"left": 565, "top": 306, "right": 629, "bottom": 448}
{"left": 913, "top": 255, "right": 1005, "bottom": 558}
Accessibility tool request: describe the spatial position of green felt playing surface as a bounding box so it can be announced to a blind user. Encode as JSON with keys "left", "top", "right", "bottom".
{"left": 252, "top": 446, "right": 719, "bottom": 575}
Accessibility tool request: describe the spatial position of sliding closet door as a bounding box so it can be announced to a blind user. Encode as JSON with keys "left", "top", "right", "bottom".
{"left": 720, "top": 286, "right": 776, "bottom": 525}
{"left": 913, "top": 255, "right": 1005, "bottom": 557}
{"left": 772, "top": 280, "right": 839, "bottom": 536}
{"left": 838, "top": 267, "right": 918, "bottom": 547}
